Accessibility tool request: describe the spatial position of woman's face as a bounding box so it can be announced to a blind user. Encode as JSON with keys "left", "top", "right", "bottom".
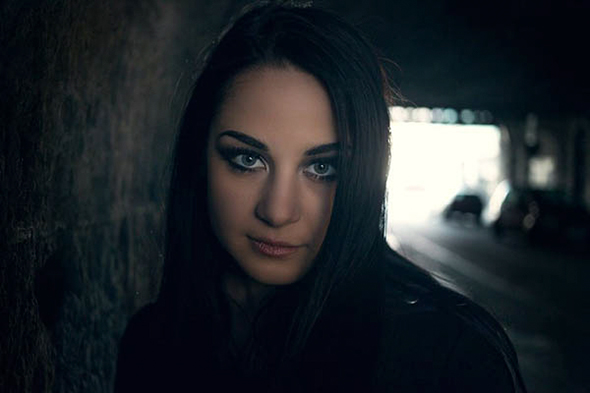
{"left": 207, "top": 65, "right": 337, "bottom": 286}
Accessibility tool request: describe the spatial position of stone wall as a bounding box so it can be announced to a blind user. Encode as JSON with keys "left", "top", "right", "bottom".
{"left": 4, "top": 1, "right": 587, "bottom": 392}
{"left": 1, "top": 1, "right": 247, "bottom": 391}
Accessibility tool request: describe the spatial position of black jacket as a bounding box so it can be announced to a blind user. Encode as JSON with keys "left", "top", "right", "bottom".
{"left": 115, "top": 250, "right": 518, "bottom": 392}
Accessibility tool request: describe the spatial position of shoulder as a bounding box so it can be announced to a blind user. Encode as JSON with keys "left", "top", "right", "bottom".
{"left": 375, "top": 247, "right": 517, "bottom": 392}
{"left": 376, "top": 305, "right": 515, "bottom": 392}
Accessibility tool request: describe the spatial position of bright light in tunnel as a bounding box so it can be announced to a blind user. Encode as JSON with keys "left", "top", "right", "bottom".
{"left": 460, "top": 109, "right": 475, "bottom": 124}
{"left": 443, "top": 108, "right": 458, "bottom": 124}
{"left": 386, "top": 119, "right": 502, "bottom": 226}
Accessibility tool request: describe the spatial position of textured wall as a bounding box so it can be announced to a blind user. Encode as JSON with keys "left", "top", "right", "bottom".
{"left": 0, "top": 1, "right": 247, "bottom": 392}
{"left": 4, "top": 1, "right": 587, "bottom": 392}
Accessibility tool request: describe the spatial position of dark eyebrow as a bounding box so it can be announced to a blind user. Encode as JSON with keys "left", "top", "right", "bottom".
{"left": 218, "top": 130, "right": 338, "bottom": 156}
{"left": 305, "top": 143, "right": 340, "bottom": 156}
{"left": 218, "top": 130, "right": 268, "bottom": 151}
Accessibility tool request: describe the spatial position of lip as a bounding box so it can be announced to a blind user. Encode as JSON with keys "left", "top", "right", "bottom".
{"left": 248, "top": 236, "right": 301, "bottom": 258}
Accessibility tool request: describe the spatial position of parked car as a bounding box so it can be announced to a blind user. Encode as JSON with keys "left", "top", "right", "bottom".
{"left": 443, "top": 192, "right": 484, "bottom": 225}
{"left": 485, "top": 181, "right": 590, "bottom": 247}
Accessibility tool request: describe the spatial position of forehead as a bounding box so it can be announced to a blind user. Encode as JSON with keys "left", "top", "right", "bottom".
{"left": 211, "top": 65, "right": 337, "bottom": 150}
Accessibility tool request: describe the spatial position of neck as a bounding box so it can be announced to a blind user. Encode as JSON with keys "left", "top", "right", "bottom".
{"left": 223, "top": 271, "right": 275, "bottom": 315}
{"left": 223, "top": 272, "right": 276, "bottom": 351}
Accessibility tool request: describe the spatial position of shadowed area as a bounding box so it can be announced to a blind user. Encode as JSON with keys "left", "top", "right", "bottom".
{"left": 1, "top": 1, "right": 588, "bottom": 392}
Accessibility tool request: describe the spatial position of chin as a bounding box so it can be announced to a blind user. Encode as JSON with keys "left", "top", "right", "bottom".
{"left": 239, "top": 257, "right": 313, "bottom": 286}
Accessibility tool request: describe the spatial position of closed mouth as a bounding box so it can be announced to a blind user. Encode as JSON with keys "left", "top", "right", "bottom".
{"left": 248, "top": 236, "right": 301, "bottom": 257}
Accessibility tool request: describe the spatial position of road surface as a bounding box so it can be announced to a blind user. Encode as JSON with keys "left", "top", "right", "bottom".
{"left": 387, "top": 217, "right": 590, "bottom": 393}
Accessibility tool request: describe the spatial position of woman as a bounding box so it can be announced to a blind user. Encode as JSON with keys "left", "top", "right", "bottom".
{"left": 115, "top": 3, "right": 527, "bottom": 392}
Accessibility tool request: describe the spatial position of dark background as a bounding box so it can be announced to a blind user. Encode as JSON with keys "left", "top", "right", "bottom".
{"left": 344, "top": 0, "right": 590, "bottom": 116}
{"left": 1, "top": 0, "right": 588, "bottom": 391}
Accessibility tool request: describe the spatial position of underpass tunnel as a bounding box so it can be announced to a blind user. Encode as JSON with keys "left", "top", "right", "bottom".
{"left": 384, "top": 107, "right": 590, "bottom": 393}
{"left": 386, "top": 106, "right": 503, "bottom": 226}
{"left": 386, "top": 107, "right": 590, "bottom": 232}
{"left": 3, "top": 1, "right": 589, "bottom": 392}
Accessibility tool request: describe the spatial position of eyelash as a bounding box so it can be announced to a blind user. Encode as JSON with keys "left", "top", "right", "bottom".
{"left": 218, "top": 147, "right": 267, "bottom": 172}
{"left": 303, "top": 158, "right": 338, "bottom": 182}
{"left": 217, "top": 146, "right": 338, "bottom": 182}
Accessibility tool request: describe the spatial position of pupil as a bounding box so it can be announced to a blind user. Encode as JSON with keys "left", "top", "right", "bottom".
{"left": 315, "top": 163, "right": 328, "bottom": 174}
{"left": 242, "top": 155, "right": 255, "bottom": 166}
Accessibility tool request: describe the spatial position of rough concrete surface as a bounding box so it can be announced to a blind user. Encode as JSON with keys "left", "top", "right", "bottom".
{"left": 1, "top": 1, "right": 248, "bottom": 392}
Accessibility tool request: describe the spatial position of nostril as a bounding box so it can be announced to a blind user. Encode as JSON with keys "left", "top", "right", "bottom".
{"left": 255, "top": 191, "right": 301, "bottom": 227}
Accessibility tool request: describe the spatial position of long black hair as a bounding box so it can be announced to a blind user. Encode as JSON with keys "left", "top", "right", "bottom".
{"left": 161, "top": 0, "right": 389, "bottom": 343}
{"left": 157, "top": 2, "right": 526, "bottom": 391}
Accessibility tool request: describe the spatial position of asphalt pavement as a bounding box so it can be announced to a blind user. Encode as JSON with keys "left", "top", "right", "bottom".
{"left": 387, "top": 216, "right": 590, "bottom": 393}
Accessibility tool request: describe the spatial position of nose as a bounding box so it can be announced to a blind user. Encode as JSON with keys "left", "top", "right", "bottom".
{"left": 255, "top": 170, "right": 301, "bottom": 227}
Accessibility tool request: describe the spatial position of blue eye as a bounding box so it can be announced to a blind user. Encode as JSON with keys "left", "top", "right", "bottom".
{"left": 217, "top": 146, "right": 266, "bottom": 172}
{"left": 234, "top": 153, "right": 265, "bottom": 169}
{"left": 304, "top": 161, "right": 337, "bottom": 180}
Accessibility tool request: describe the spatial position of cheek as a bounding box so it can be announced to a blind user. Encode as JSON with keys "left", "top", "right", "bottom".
{"left": 307, "top": 185, "right": 336, "bottom": 242}
{"left": 207, "top": 164, "right": 257, "bottom": 236}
